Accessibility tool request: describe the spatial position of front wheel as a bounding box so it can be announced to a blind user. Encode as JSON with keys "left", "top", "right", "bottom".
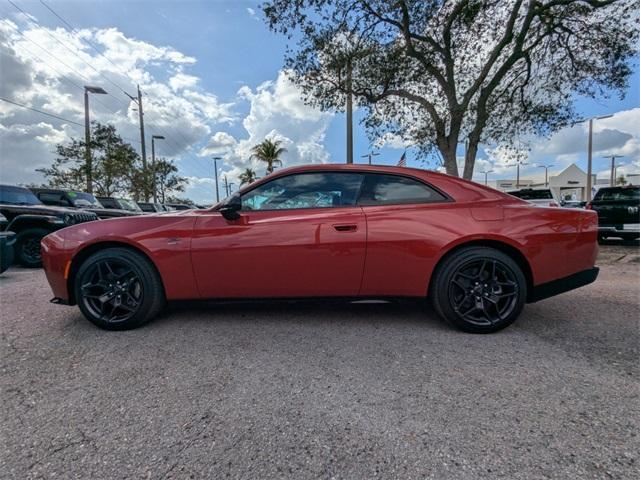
{"left": 15, "top": 228, "right": 49, "bottom": 267}
{"left": 74, "top": 248, "right": 165, "bottom": 330}
{"left": 431, "top": 247, "right": 527, "bottom": 333}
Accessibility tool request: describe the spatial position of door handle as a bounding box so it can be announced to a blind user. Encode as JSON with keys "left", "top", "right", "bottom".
{"left": 333, "top": 224, "right": 358, "bottom": 232}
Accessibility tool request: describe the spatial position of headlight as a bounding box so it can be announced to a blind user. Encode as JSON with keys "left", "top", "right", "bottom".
{"left": 63, "top": 214, "right": 75, "bottom": 225}
{"left": 45, "top": 216, "right": 65, "bottom": 225}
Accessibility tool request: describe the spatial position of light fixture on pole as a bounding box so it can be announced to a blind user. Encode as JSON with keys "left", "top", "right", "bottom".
{"left": 506, "top": 161, "right": 529, "bottom": 188}
{"left": 213, "top": 157, "right": 222, "bottom": 203}
{"left": 479, "top": 169, "right": 493, "bottom": 186}
{"left": 361, "top": 151, "right": 380, "bottom": 165}
{"left": 575, "top": 114, "right": 613, "bottom": 201}
{"left": 537, "top": 164, "right": 554, "bottom": 187}
{"left": 83, "top": 85, "right": 107, "bottom": 194}
{"left": 151, "top": 135, "right": 165, "bottom": 203}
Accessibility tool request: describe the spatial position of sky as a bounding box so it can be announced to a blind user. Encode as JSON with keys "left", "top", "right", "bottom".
{"left": 1, "top": 0, "right": 639, "bottom": 203}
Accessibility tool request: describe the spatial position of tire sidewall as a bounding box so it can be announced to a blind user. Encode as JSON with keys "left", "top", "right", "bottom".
{"left": 74, "top": 248, "right": 163, "bottom": 330}
{"left": 432, "top": 247, "right": 527, "bottom": 333}
{"left": 15, "top": 228, "right": 49, "bottom": 268}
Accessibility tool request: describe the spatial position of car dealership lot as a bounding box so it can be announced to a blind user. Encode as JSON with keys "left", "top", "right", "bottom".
{"left": 1, "top": 244, "right": 638, "bottom": 479}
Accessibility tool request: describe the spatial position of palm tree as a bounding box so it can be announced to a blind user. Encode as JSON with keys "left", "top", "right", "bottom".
{"left": 250, "top": 139, "right": 286, "bottom": 174}
{"left": 239, "top": 168, "right": 258, "bottom": 185}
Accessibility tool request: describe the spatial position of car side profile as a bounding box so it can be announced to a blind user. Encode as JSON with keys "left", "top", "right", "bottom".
{"left": 41, "top": 165, "right": 599, "bottom": 333}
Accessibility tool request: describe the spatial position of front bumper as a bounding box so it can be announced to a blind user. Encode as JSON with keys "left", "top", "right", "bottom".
{"left": 528, "top": 267, "right": 599, "bottom": 303}
{"left": 598, "top": 225, "right": 640, "bottom": 235}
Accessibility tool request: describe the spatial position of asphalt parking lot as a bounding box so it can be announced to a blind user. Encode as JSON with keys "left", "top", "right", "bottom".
{"left": 1, "top": 243, "right": 639, "bottom": 479}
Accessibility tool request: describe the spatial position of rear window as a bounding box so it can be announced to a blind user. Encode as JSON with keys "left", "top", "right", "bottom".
{"left": 358, "top": 174, "right": 447, "bottom": 206}
{"left": 508, "top": 189, "right": 553, "bottom": 200}
{"left": 593, "top": 187, "right": 640, "bottom": 201}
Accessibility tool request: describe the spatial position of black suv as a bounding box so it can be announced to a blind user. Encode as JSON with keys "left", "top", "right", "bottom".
{"left": 588, "top": 186, "right": 640, "bottom": 241}
{"left": 31, "top": 188, "right": 138, "bottom": 219}
{"left": 0, "top": 185, "right": 99, "bottom": 267}
{"left": 96, "top": 196, "right": 144, "bottom": 214}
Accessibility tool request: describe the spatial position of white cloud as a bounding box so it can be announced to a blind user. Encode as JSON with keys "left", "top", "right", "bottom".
{"left": 0, "top": 17, "right": 235, "bottom": 185}
{"left": 210, "top": 71, "right": 333, "bottom": 189}
{"left": 246, "top": 8, "right": 258, "bottom": 20}
{"left": 200, "top": 131, "right": 237, "bottom": 156}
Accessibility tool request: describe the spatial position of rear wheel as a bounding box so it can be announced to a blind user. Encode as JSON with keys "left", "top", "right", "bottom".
{"left": 15, "top": 228, "right": 49, "bottom": 267}
{"left": 74, "top": 248, "right": 165, "bottom": 330}
{"left": 431, "top": 247, "right": 527, "bottom": 333}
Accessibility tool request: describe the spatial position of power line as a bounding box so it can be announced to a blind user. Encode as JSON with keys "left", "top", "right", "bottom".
{"left": 1, "top": 97, "right": 83, "bottom": 126}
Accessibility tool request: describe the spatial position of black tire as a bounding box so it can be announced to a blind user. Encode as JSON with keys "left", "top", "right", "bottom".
{"left": 74, "top": 247, "right": 165, "bottom": 330}
{"left": 431, "top": 247, "right": 527, "bottom": 333}
{"left": 15, "top": 228, "right": 49, "bottom": 267}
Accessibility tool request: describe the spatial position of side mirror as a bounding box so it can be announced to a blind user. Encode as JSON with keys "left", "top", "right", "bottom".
{"left": 219, "top": 194, "right": 241, "bottom": 221}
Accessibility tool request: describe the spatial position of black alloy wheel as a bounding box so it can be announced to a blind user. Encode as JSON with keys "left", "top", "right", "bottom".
{"left": 431, "top": 246, "right": 527, "bottom": 333}
{"left": 75, "top": 248, "right": 165, "bottom": 330}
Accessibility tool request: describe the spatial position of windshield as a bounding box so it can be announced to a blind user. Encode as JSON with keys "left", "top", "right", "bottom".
{"left": 508, "top": 189, "right": 553, "bottom": 200}
{"left": 594, "top": 187, "right": 640, "bottom": 201}
{"left": 67, "top": 191, "right": 103, "bottom": 208}
{"left": 0, "top": 185, "right": 43, "bottom": 206}
{"left": 116, "top": 198, "right": 142, "bottom": 211}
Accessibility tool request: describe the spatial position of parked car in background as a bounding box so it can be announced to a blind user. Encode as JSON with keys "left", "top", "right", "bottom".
{"left": 507, "top": 188, "right": 559, "bottom": 207}
{"left": 137, "top": 202, "right": 171, "bottom": 213}
{"left": 560, "top": 199, "right": 586, "bottom": 209}
{"left": 0, "top": 185, "right": 98, "bottom": 267}
{"left": 31, "top": 188, "right": 138, "bottom": 219}
{"left": 96, "top": 196, "right": 143, "bottom": 214}
{"left": 164, "top": 203, "right": 193, "bottom": 211}
{"left": 0, "top": 213, "right": 15, "bottom": 273}
{"left": 42, "top": 164, "right": 598, "bottom": 334}
{"left": 587, "top": 186, "right": 640, "bottom": 241}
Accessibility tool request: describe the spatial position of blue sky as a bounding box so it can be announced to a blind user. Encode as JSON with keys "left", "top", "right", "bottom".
{"left": 1, "top": 0, "right": 638, "bottom": 202}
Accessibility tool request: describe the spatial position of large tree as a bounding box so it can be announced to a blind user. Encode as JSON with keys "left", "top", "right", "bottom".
{"left": 38, "top": 122, "right": 140, "bottom": 196}
{"left": 151, "top": 158, "right": 188, "bottom": 203}
{"left": 263, "top": 0, "right": 638, "bottom": 178}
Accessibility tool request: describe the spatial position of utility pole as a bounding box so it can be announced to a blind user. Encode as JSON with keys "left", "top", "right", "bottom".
{"left": 346, "top": 57, "right": 353, "bottom": 164}
{"left": 604, "top": 155, "right": 624, "bottom": 187}
{"left": 223, "top": 175, "right": 229, "bottom": 197}
{"left": 126, "top": 85, "right": 149, "bottom": 200}
{"left": 213, "top": 157, "right": 221, "bottom": 203}
{"left": 361, "top": 151, "right": 380, "bottom": 165}
{"left": 507, "top": 161, "right": 528, "bottom": 188}
{"left": 151, "top": 135, "right": 164, "bottom": 203}
{"left": 537, "top": 164, "right": 554, "bottom": 187}
{"left": 83, "top": 85, "right": 107, "bottom": 193}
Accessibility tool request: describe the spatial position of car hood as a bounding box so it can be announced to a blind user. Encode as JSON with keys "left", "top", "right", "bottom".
{"left": 0, "top": 203, "right": 89, "bottom": 216}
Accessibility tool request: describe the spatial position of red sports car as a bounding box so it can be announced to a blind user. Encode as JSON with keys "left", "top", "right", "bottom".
{"left": 41, "top": 164, "right": 599, "bottom": 333}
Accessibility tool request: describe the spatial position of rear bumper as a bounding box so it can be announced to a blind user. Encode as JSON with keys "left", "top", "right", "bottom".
{"left": 528, "top": 267, "right": 599, "bottom": 303}
{"left": 599, "top": 226, "right": 640, "bottom": 235}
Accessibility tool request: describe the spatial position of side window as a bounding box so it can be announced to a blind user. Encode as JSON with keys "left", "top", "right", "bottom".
{"left": 241, "top": 172, "right": 364, "bottom": 211}
{"left": 359, "top": 174, "right": 447, "bottom": 206}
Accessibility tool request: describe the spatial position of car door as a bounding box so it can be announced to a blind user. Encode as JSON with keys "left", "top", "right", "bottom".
{"left": 191, "top": 171, "right": 367, "bottom": 298}
{"left": 357, "top": 173, "right": 454, "bottom": 297}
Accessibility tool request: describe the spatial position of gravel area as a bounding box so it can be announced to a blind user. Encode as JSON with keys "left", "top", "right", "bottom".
{"left": 1, "top": 243, "right": 638, "bottom": 479}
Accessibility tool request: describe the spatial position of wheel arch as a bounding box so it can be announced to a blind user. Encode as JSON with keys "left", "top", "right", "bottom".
{"left": 427, "top": 238, "right": 534, "bottom": 299}
{"left": 7, "top": 216, "right": 56, "bottom": 233}
{"left": 67, "top": 241, "right": 166, "bottom": 305}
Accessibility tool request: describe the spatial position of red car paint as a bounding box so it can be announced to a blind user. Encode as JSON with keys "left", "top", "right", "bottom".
{"left": 41, "top": 164, "right": 598, "bottom": 304}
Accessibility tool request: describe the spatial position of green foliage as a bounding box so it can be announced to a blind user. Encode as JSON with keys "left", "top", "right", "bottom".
{"left": 239, "top": 168, "right": 258, "bottom": 185}
{"left": 263, "top": 0, "right": 638, "bottom": 179}
{"left": 250, "top": 139, "right": 287, "bottom": 174}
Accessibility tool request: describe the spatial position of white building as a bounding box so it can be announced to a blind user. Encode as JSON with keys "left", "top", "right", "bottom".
{"left": 548, "top": 164, "right": 596, "bottom": 202}
{"left": 490, "top": 179, "right": 534, "bottom": 191}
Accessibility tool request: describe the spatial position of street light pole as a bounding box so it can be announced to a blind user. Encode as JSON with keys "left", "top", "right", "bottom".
{"left": 213, "top": 156, "right": 221, "bottom": 203}
{"left": 151, "top": 135, "right": 165, "bottom": 203}
{"left": 507, "top": 161, "right": 529, "bottom": 188}
{"left": 603, "top": 155, "right": 624, "bottom": 187}
{"left": 480, "top": 170, "right": 493, "bottom": 186}
{"left": 538, "top": 164, "right": 554, "bottom": 187}
{"left": 83, "top": 85, "right": 107, "bottom": 193}
{"left": 361, "top": 152, "right": 380, "bottom": 165}
{"left": 576, "top": 114, "right": 613, "bottom": 201}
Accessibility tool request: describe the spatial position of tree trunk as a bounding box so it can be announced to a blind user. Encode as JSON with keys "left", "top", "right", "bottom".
{"left": 463, "top": 137, "right": 479, "bottom": 180}
{"left": 437, "top": 137, "right": 459, "bottom": 177}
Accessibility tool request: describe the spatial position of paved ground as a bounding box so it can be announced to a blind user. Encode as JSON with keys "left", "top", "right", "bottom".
{"left": 1, "top": 243, "right": 638, "bottom": 479}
